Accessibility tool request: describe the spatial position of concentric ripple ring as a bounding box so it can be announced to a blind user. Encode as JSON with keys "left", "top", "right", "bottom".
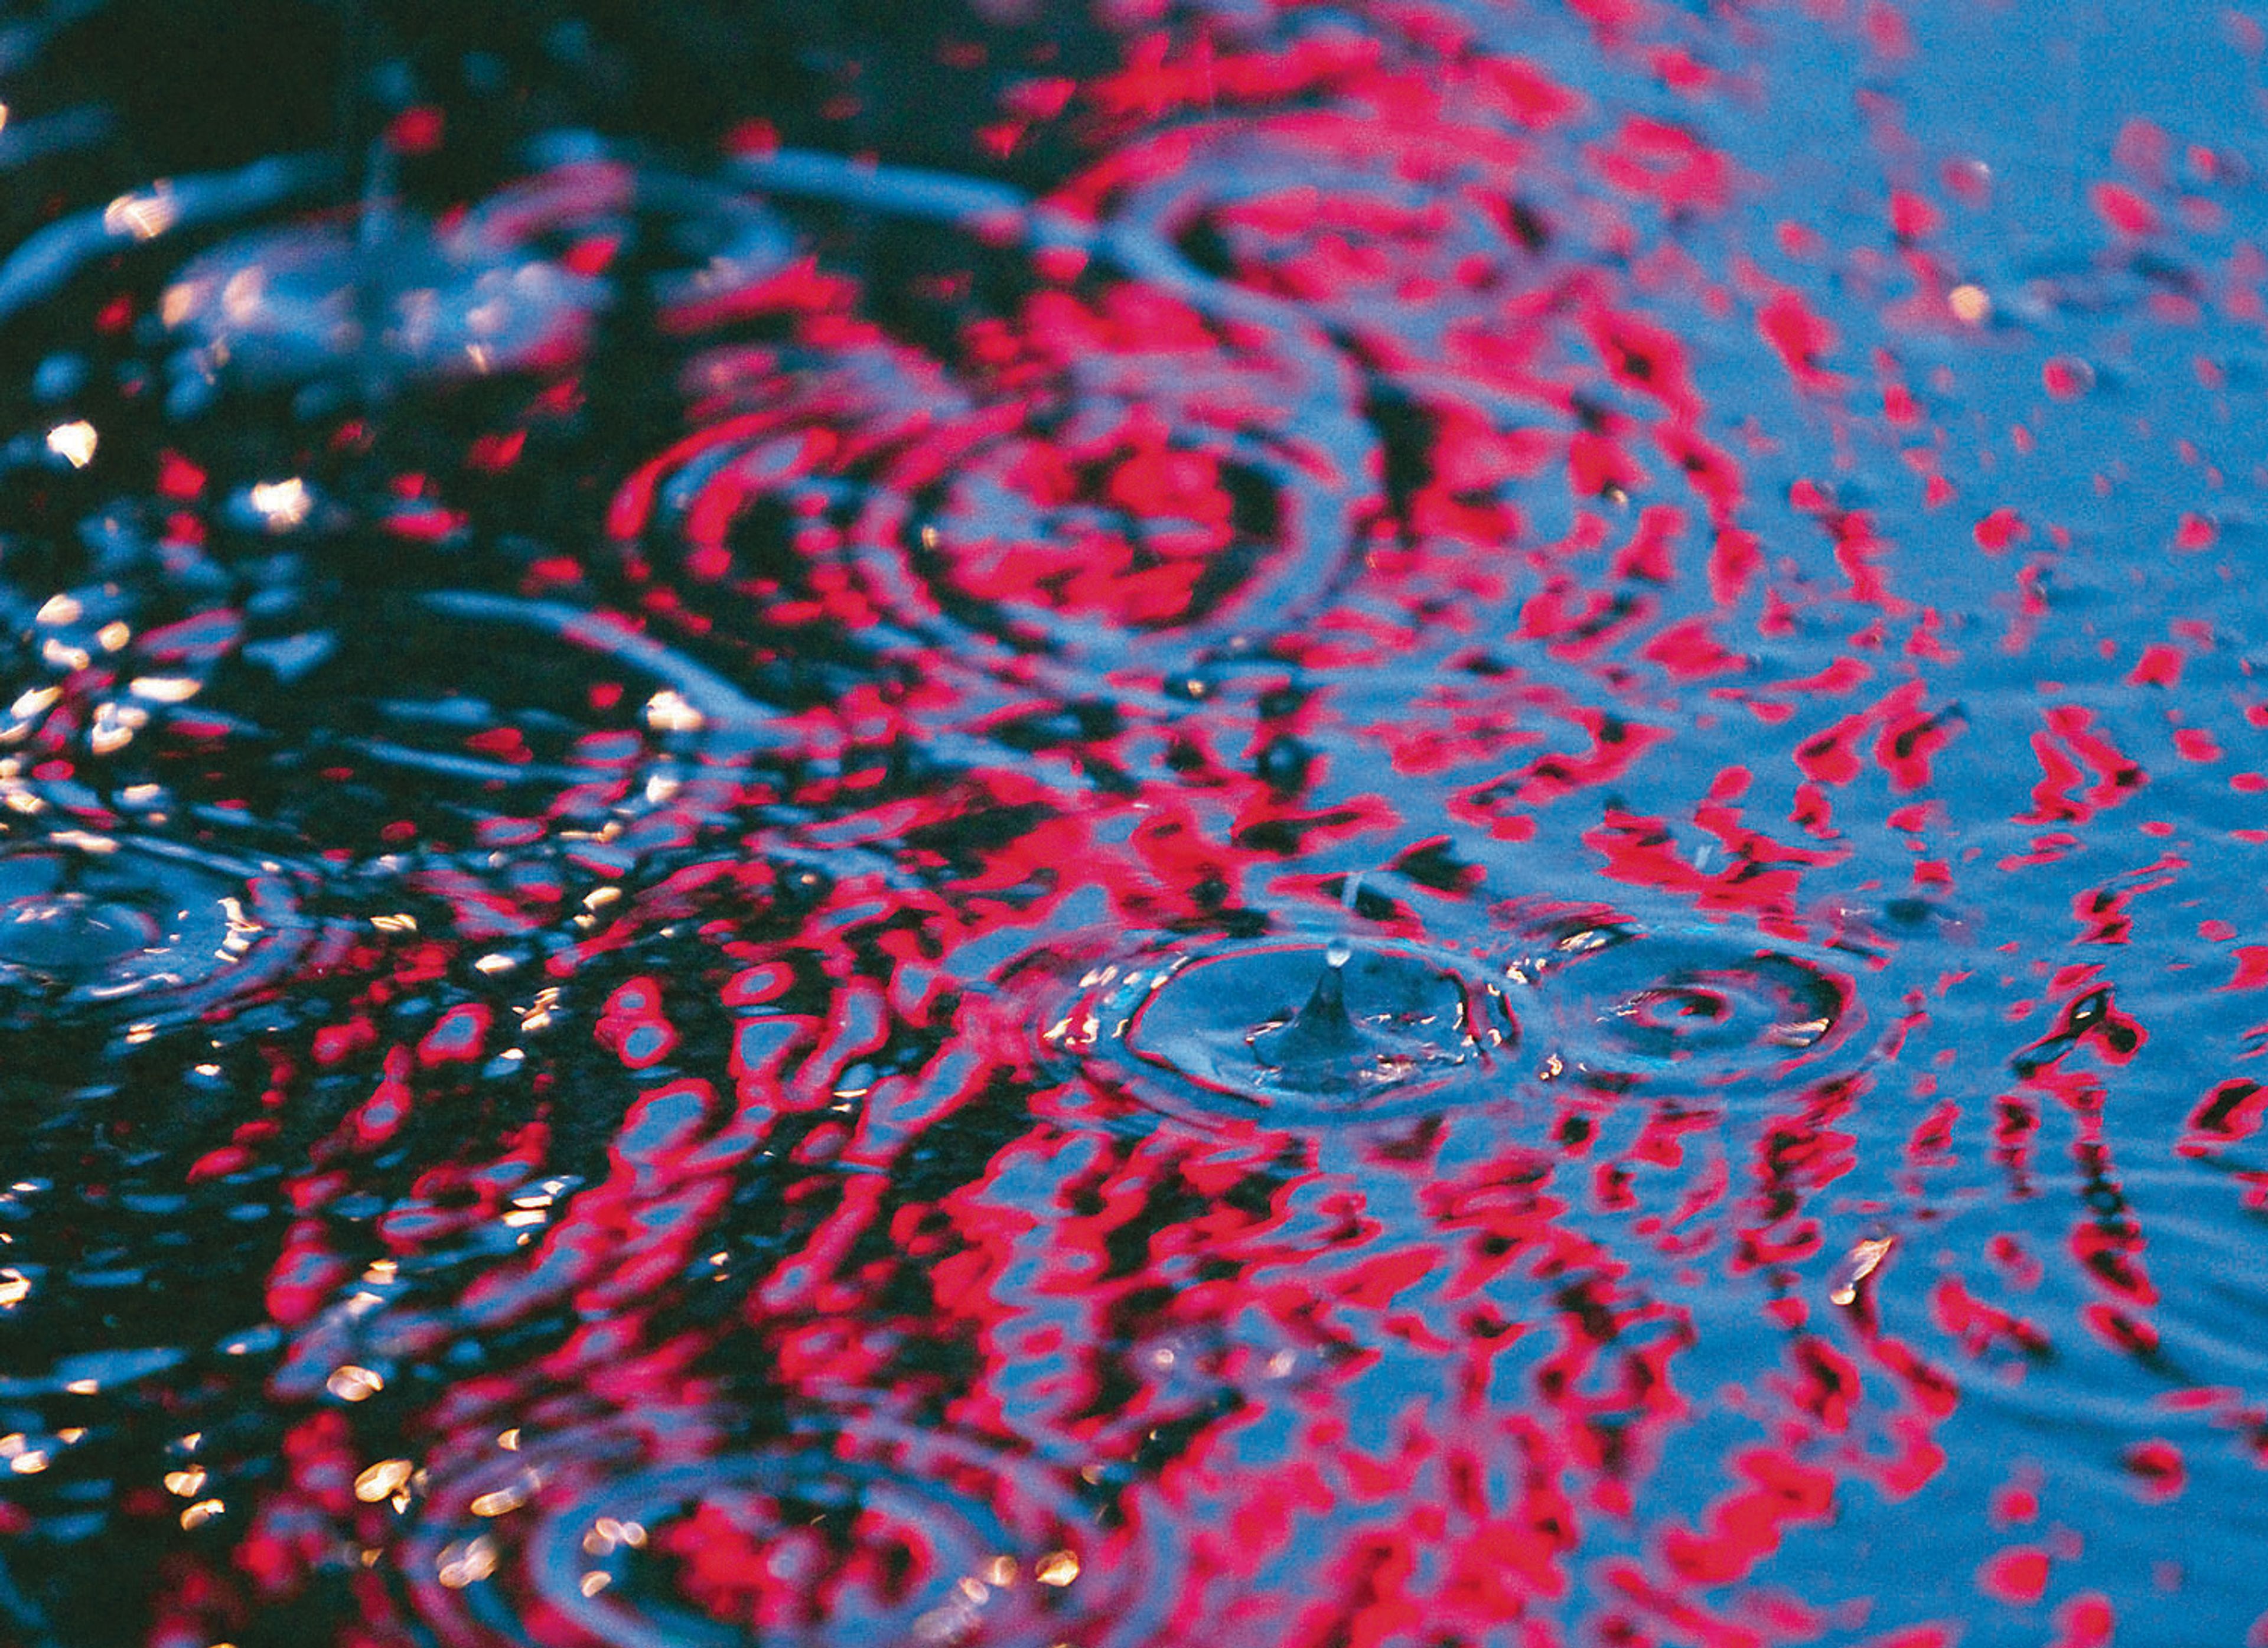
{"left": 410, "top": 1421, "right": 1178, "bottom": 1648}
{"left": 1050, "top": 932, "right": 1526, "bottom": 1128}
{"left": 0, "top": 830, "right": 302, "bottom": 1031}
{"left": 1529, "top": 921, "right": 1862, "bottom": 1094}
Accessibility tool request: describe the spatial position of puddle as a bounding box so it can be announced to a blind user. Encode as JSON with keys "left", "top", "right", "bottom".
{"left": 2, "top": 2, "right": 2266, "bottom": 1645}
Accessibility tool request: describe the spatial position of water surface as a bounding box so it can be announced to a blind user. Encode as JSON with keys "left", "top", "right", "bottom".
{"left": 1, "top": 1, "right": 2266, "bottom": 1644}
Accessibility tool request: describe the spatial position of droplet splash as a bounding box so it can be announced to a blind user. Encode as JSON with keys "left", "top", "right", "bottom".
{"left": 1052, "top": 933, "right": 1523, "bottom": 1126}
{"left": 0, "top": 832, "right": 299, "bottom": 1032}
{"left": 155, "top": 158, "right": 793, "bottom": 409}
{"left": 406, "top": 1422, "right": 1175, "bottom": 1648}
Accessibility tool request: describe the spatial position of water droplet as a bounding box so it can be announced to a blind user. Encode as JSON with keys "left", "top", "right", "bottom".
{"left": 2042, "top": 354, "right": 2097, "bottom": 399}
{"left": 158, "top": 167, "right": 677, "bottom": 395}
{"left": 1055, "top": 934, "right": 1522, "bottom": 1126}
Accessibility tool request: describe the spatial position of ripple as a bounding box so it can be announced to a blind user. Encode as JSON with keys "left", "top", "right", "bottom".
{"left": 1528, "top": 922, "right": 1860, "bottom": 1094}
{"left": 610, "top": 148, "right": 1370, "bottom": 696}
{"left": 408, "top": 1422, "right": 1175, "bottom": 1648}
{"left": 1063, "top": 105, "right": 1563, "bottom": 358}
{"left": 0, "top": 152, "right": 336, "bottom": 328}
{"left": 119, "top": 590, "right": 789, "bottom": 852}
{"left": 1047, "top": 932, "right": 1525, "bottom": 1127}
{"left": 162, "top": 215, "right": 591, "bottom": 407}
{"left": 0, "top": 830, "right": 301, "bottom": 1031}
{"left": 157, "top": 157, "right": 792, "bottom": 408}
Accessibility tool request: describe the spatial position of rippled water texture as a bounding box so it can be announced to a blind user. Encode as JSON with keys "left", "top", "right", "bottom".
{"left": 2, "top": 1, "right": 2267, "bottom": 1644}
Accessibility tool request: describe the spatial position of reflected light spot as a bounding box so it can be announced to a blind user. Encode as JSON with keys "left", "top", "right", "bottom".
{"left": 248, "top": 478, "right": 313, "bottom": 529}
{"left": 0, "top": 1269, "right": 28, "bottom": 1308}
{"left": 1830, "top": 1235, "right": 1896, "bottom": 1305}
{"left": 643, "top": 689, "right": 705, "bottom": 733}
{"left": 103, "top": 185, "right": 180, "bottom": 240}
{"left": 355, "top": 1459, "right": 415, "bottom": 1502}
{"left": 593, "top": 1516, "right": 645, "bottom": 1548}
{"left": 219, "top": 268, "right": 266, "bottom": 327}
{"left": 164, "top": 1467, "right": 208, "bottom": 1497}
{"left": 179, "top": 1497, "right": 224, "bottom": 1529}
{"left": 1035, "top": 1550, "right": 1081, "bottom": 1586}
{"left": 436, "top": 1536, "right": 498, "bottom": 1588}
{"left": 1949, "top": 284, "right": 1991, "bottom": 324}
{"left": 129, "top": 676, "right": 201, "bottom": 704}
{"left": 89, "top": 702, "right": 149, "bottom": 756}
{"left": 45, "top": 422, "right": 98, "bottom": 467}
{"left": 326, "top": 1364, "right": 385, "bottom": 1402}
